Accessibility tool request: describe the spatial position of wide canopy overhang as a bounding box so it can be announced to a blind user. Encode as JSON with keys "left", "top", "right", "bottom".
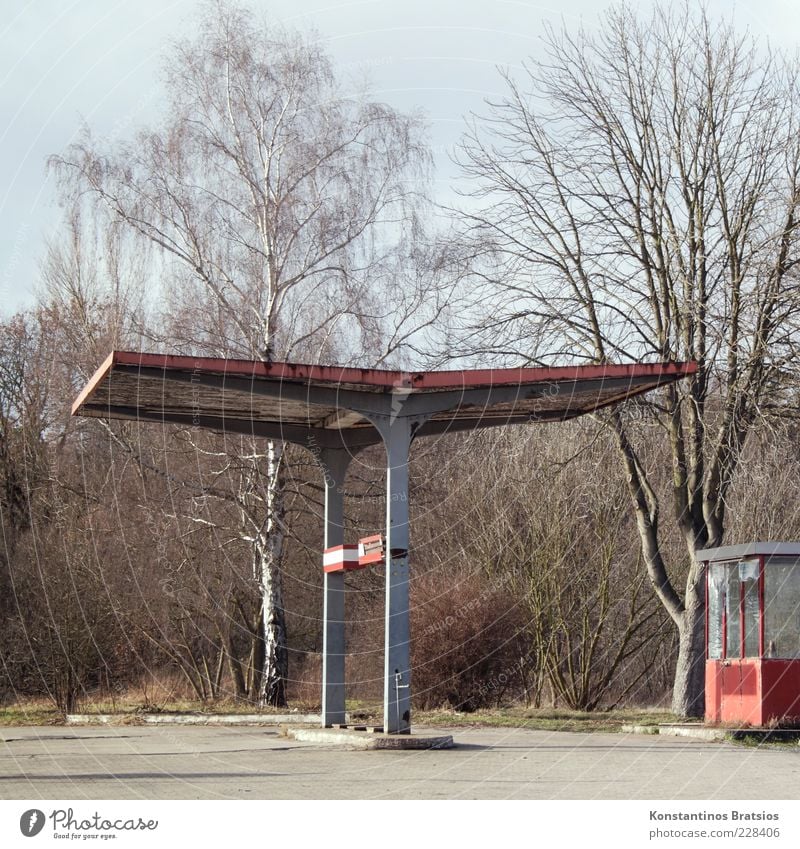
{"left": 72, "top": 350, "right": 696, "bottom": 734}
{"left": 72, "top": 351, "right": 697, "bottom": 446}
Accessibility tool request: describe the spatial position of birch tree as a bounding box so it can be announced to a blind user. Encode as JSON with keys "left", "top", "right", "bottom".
{"left": 454, "top": 2, "right": 800, "bottom": 715}
{"left": 52, "top": 1, "right": 432, "bottom": 705}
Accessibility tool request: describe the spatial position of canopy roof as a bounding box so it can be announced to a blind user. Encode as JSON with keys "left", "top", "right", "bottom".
{"left": 72, "top": 351, "right": 697, "bottom": 448}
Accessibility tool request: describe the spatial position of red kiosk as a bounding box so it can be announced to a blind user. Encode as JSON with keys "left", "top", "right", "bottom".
{"left": 701, "top": 542, "right": 800, "bottom": 726}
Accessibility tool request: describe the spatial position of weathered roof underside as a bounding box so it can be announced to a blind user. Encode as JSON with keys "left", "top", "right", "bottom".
{"left": 72, "top": 351, "right": 697, "bottom": 448}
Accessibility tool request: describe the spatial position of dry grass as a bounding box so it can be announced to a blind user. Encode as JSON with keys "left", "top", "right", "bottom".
{"left": 0, "top": 695, "right": 676, "bottom": 732}
{"left": 416, "top": 706, "right": 677, "bottom": 733}
{"left": 0, "top": 701, "right": 62, "bottom": 726}
{"left": 0, "top": 672, "right": 323, "bottom": 725}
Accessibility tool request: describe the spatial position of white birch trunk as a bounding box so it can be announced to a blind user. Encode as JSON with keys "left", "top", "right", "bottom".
{"left": 255, "top": 439, "right": 288, "bottom": 707}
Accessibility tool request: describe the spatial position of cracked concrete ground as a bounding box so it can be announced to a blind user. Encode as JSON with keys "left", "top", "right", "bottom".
{"left": 2, "top": 725, "right": 799, "bottom": 800}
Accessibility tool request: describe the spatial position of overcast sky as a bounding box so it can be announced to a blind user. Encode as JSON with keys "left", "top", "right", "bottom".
{"left": 2, "top": 0, "right": 799, "bottom": 313}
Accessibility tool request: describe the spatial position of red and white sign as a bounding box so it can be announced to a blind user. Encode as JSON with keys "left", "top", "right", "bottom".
{"left": 322, "top": 544, "right": 360, "bottom": 573}
{"left": 358, "top": 534, "right": 385, "bottom": 567}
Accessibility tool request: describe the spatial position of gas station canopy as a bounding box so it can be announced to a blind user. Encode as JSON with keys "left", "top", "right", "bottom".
{"left": 73, "top": 350, "right": 697, "bottom": 735}
{"left": 72, "top": 351, "right": 697, "bottom": 445}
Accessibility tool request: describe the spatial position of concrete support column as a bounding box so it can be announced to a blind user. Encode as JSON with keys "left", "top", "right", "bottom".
{"left": 381, "top": 416, "right": 412, "bottom": 734}
{"left": 319, "top": 449, "right": 351, "bottom": 727}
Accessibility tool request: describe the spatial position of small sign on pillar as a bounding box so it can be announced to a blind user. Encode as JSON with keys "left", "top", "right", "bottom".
{"left": 358, "top": 534, "right": 385, "bottom": 567}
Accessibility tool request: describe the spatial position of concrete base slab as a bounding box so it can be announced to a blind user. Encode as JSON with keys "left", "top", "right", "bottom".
{"left": 283, "top": 726, "right": 454, "bottom": 750}
{"left": 621, "top": 723, "right": 727, "bottom": 740}
{"left": 620, "top": 724, "right": 660, "bottom": 735}
{"left": 622, "top": 723, "right": 800, "bottom": 743}
{"left": 656, "top": 724, "right": 728, "bottom": 741}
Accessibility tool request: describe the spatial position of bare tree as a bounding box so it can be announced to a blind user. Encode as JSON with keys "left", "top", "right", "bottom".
{"left": 454, "top": 2, "right": 800, "bottom": 715}
{"left": 52, "top": 1, "right": 433, "bottom": 705}
{"left": 435, "top": 425, "right": 671, "bottom": 710}
{"left": 0, "top": 301, "right": 130, "bottom": 715}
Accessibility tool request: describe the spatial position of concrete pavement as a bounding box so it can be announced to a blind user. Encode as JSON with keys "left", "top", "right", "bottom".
{"left": 1, "top": 724, "right": 799, "bottom": 800}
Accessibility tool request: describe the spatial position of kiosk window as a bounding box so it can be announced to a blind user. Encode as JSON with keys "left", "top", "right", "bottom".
{"left": 726, "top": 564, "right": 741, "bottom": 658}
{"left": 708, "top": 563, "right": 725, "bottom": 659}
{"left": 740, "top": 560, "right": 760, "bottom": 657}
{"left": 764, "top": 557, "right": 800, "bottom": 658}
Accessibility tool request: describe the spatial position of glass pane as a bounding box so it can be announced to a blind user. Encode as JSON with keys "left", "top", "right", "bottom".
{"left": 726, "top": 564, "right": 741, "bottom": 658}
{"left": 743, "top": 575, "right": 760, "bottom": 657}
{"left": 739, "top": 558, "right": 759, "bottom": 582}
{"left": 708, "top": 563, "right": 725, "bottom": 659}
{"left": 764, "top": 557, "right": 800, "bottom": 658}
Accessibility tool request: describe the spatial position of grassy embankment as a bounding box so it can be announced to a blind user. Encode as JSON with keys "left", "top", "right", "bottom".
{"left": 0, "top": 698, "right": 675, "bottom": 732}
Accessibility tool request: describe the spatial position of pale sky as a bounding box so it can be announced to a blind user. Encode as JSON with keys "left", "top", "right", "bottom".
{"left": 2, "top": 0, "right": 799, "bottom": 313}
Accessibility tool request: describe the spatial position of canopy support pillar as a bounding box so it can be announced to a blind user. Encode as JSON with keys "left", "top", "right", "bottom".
{"left": 319, "top": 448, "right": 352, "bottom": 727}
{"left": 369, "top": 413, "right": 423, "bottom": 734}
